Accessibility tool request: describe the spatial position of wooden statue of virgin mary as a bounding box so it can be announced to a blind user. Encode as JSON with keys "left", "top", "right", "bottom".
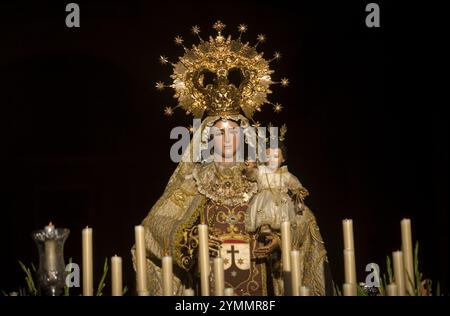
{"left": 131, "top": 21, "right": 333, "bottom": 296}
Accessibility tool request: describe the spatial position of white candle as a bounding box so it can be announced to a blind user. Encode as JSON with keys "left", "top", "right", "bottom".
{"left": 224, "top": 288, "right": 235, "bottom": 296}
{"left": 198, "top": 224, "right": 210, "bottom": 296}
{"left": 343, "top": 249, "right": 357, "bottom": 285}
{"left": 134, "top": 225, "right": 149, "bottom": 295}
{"left": 386, "top": 283, "right": 398, "bottom": 296}
{"left": 44, "top": 240, "right": 57, "bottom": 271}
{"left": 342, "top": 283, "right": 357, "bottom": 296}
{"left": 44, "top": 223, "right": 57, "bottom": 271}
{"left": 162, "top": 255, "right": 173, "bottom": 296}
{"left": 392, "top": 250, "right": 406, "bottom": 296}
{"left": 183, "top": 288, "right": 195, "bottom": 296}
{"left": 342, "top": 219, "right": 357, "bottom": 288}
{"left": 299, "top": 286, "right": 310, "bottom": 296}
{"left": 213, "top": 257, "right": 224, "bottom": 296}
{"left": 342, "top": 219, "right": 355, "bottom": 250}
{"left": 111, "top": 255, "right": 123, "bottom": 296}
{"left": 82, "top": 226, "right": 93, "bottom": 296}
{"left": 290, "top": 250, "right": 301, "bottom": 296}
{"left": 401, "top": 219, "right": 415, "bottom": 295}
{"left": 281, "top": 221, "right": 292, "bottom": 272}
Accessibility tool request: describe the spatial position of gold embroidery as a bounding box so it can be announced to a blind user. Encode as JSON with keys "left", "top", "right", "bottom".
{"left": 193, "top": 162, "right": 258, "bottom": 206}
{"left": 171, "top": 196, "right": 208, "bottom": 271}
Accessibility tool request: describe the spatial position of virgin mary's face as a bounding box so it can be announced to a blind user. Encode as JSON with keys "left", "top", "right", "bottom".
{"left": 211, "top": 119, "right": 241, "bottom": 160}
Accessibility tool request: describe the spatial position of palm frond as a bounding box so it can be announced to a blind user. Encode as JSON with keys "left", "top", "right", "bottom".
{"left": 413, "top": 241, "right": 422, "bottom": 296}
{"left": 386, "top": 256, "right": 393, "bottom": 284}
{"left": 96, "top": 258, "right": 109, "bottom": 296}
{"left": 357, "top": 283, "right": 367, "bottom": 296}
{"left": 18, "top": 260, "right": 38, "bottom": 296}
{"left": 332, "top": 281, "right": 342, "bottom": 296}
{"left": 64, "top": 257, "right": 73, "bottom": 296}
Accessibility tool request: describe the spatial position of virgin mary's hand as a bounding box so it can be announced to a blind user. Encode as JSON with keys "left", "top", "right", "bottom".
{"left": 254, "top": 234, "right": 280, "bottom": 259}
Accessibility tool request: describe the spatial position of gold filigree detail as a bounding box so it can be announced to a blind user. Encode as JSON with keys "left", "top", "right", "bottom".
{"left": 193, "top": 162, "right": 258, "bottom": 206}
{"left": 171, "top": 196, "right": 208, "bottom": 271}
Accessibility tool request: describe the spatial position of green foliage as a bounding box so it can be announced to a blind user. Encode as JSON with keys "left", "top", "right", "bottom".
{"left": 3, "top": 257, "right": 127, "bottom": 296}
{"left": 386, "top": 256, "right": 393, "bottom": 284}
{"left": 356, "top": 283, "right": 367, "bottom": 296}
{"left": 64, "top": 257, "right": 73, "bottom": 296}
{"left": 336, "top": 241, "right": 446, "bottom": 296}
{"left": 18, "top": 260, "right": 39, "bottom": 296}
{"left": 96, "top": 258, "right": 109, "bottom": 296}
{"left": 380, "top": 241, "right": 444, "bottom": 296}
{"left": 413, "top": 241, "right": 422, "bottom": 296}
{"left": 333, "top": 281, "right": 342, "bottom": 296}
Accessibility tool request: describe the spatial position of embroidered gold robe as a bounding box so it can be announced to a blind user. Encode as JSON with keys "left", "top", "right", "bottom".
{"left": 131, "top": 161, "right": 330, "bottom": 296}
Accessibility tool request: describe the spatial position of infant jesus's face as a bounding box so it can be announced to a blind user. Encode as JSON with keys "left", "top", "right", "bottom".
{"left": 265, "top": 147, "right": 284, "bottom": 172}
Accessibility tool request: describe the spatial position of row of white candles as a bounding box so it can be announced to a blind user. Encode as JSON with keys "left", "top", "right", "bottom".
{"left": 79, "top": 218, "right": 415, "bottom": 296}
{"left": 341, "top": 218, "right": 415, "bottom": 296}
{"left": 81, "top": 224, "right": 235, "bottom": 296}
{"left": 81, "top": 223, "right": 310, "bottom": 296}
{"left": 81, "top": 227, "right": 123, "bottom": 296}
{"left": 132, "top": 222, "right": 311, "bottom": 296}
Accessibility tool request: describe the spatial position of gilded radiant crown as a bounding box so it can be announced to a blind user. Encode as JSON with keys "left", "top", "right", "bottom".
{"left": 156, "top": 20, "right": 289, "bottom": 120}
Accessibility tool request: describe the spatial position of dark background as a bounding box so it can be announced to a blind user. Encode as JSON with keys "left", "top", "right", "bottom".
{"left": 0, "top": 1, "right": 447, "bottom": 295}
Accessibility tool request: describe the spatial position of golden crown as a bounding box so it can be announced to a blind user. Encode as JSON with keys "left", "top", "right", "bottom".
{"left": 156, "top": 20, "right": 289, "bottom": 120}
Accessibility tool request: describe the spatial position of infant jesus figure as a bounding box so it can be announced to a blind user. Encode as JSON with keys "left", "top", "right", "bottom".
{"left": 245, "top": 144, "right": 309, "bottom": 257}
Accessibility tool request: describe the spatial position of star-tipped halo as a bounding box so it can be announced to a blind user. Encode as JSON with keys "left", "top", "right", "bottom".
{"left": 213, "top": 20, "right": 226, "bottom": 32}
{"left": 280, "top": 78, "right": 289, "bottom": 87}
{"left": 155, "top": 81, "right": 165, "bottom": 90}
{"left": 159, "top": 55, "right": 169, "bottom": 64}
{"left": 252, "top": 121, "right": 261, "bottom": 128}
{"left": 257, "top": 34, "right": 266, "bottom": 43}
{"left": 164, "top": 106, "right": 174, "bottom": 116}
{"left": 238, "top": 24, "right": 248, "bottom": 33}
{"left": 157, "top": 21, "right": 289, "bottom": 120}
{"left": 273, "top": 103, "right": 283, "bottom": 113}
{"left": 191, "top": 25, "right": 200, "bottom": 35}
{"left": 174, "top": 35, "right": 184, "bottom": 45}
